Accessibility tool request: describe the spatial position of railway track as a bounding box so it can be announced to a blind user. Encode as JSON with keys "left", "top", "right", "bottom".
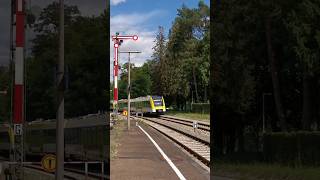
{"left": 160, "top": 115, "right": 210, "bottom": 129}
{"left": 133, "top": 115, "right": 210, "bottom": 167}
{"left": 139, "top": 116, "right": 210, "bottom": 144}
{"left": 159, "top": 115, "right": 210, "bottom": 136}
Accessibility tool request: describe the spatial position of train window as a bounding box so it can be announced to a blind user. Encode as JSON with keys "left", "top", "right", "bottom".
{"left": 154, "top": 99, "right": 163, "bottom": 106}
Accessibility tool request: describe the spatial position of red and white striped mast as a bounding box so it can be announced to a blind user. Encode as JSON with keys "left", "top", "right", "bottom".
{"left": 111, "top": 33, "right": 138, "bottom": 114}
{"left": 14, "top": 0, "right": 25, "bottom": 124}
{"left": 12, "top": 0, "right": 25, "bottom": 177}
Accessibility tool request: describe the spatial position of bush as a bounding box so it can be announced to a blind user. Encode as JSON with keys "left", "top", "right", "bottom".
{"left": 263, "top": 131, "right": 320, "bottom": 166}
{"left": 191, "top": 103, "right": 210, "bottom": 113}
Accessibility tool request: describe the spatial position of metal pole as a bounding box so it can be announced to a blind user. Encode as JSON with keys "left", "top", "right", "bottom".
{"left": 262, "top": 94, "right": 265, "bottom": 133}
{"left": 9, "top": 0, "right": 14, "bottom": 167}
{"left": 101, "top": 162, "right": 104, "bottom": 179}
{"left": 262, "top": 93, "right": 272, "bottom": 134}
{"left": 119, "top": 51, "right": 141, "bottom": 130}
{"left": 56, "top": 0, "right": 64, "bottom": 179}
{"left": 128, "top": 53, "right": 131, "bottom": 130}
{"left": 85, "top": 162, "right": 88, "bottom": 180}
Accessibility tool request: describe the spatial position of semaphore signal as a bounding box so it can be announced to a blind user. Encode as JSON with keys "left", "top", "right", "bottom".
{"left": 111, "top": 33, "right": 138, "bottom": 114}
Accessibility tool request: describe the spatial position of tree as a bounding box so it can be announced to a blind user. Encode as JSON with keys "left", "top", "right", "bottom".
{"left": 27, "top": 3, "right": 108, "bottom": 120}
{"left": 161, "top": 1, "right": 210, "bottom": 108}
{"left": 118, "top": 63, "right": 151, "bottom": 99}
{"left": 151, "top": 26, "right": 166, "bottom": 95}
{"left": 212, "top": 0, "right": 257, "bottom": 154}
{"left": 286, "top": 0, "right": 320, "bottom": 130}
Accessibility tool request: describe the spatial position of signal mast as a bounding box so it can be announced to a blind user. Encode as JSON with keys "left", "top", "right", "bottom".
{"left": 111, "top": 33, "right": 138, "bottom": 115}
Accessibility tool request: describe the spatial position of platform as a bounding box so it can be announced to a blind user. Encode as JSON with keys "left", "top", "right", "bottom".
{"left": 110, "top": 119, "right": 210, "bottom": 180}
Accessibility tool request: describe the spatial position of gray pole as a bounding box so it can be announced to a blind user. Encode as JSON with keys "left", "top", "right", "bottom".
{"left": 128, "top": 53, "right": 131, "bottom": 130}
{"left": 262, "top": 93, "right": 272, "bottom": 134}
{"left": 262, "top": 94, "right": 265, "bottom": 133}
{"left": 56, "top": 0, "right": 64, "bottom": 179}
{"left": 119, "top": 51, "right": 141, "bottom": 131}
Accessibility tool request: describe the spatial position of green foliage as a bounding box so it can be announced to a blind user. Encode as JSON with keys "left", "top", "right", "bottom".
{"left": 26, "top": 3, "right": 108, "bottom": 120}
{"left": 150, "top": 26, "right": 166, "bottom": 95}
{"left": 286, "top": 0, "right": 320, "bottom": 75}
{"left": 118, "top": 63, "right": 151, "bottom": 99}
{"left": 214, "top": 161, "right": 320, "bottom": 180}
{"left": 212, "top": 0, "right": 320, "bottom": 161}
{"left": 263, "top": 131, "right": 320, "bottom": 166}
{"left": 149, "top": 2, "right": 210, "bottom": 107}
{"left": 191, "top": 103, "right": 210, "bottom": 114}
{"left": 212, "top": 0, "right": 256, "bottom": 114}
{"left": 117, "top": 2, "right": 210, "bottom": 108}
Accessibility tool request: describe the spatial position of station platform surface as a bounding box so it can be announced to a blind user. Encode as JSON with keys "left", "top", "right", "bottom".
{"left": 110, "top": 119, "right": 210, "bottom": 180}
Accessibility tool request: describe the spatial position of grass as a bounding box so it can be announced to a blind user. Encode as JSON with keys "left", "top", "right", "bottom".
{"left": 213, "top": 161, "right": 320, "bottom": 180}
{"left": 166, "top": 111, "right": 210, "bottom": 123}
{"left": 110, "top": 117, "right": 126, "bottom": 159}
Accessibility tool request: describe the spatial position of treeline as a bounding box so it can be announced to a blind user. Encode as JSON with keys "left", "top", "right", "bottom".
{"left": 1, "top": 2, "right": 108, "bottom": 122}
{"left": 117, "top": 1, "right": 210, "bottom": 109}
{"left": 212, "top": 0, "right": 320, "bottom": 156}
{"left": 26, "top": 3, "right": 108, "bottom": 121}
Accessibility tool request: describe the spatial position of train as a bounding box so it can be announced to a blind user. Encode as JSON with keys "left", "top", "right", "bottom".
{"left": 0, "top": 113, "right": 108, "bottom": 161}
{"left": 118, "top": 95, "right": 166, "bottom": 115}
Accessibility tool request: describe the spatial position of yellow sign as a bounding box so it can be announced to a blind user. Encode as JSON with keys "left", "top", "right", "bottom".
{"left": 123, "top": 110, "right": 128, "bottom": 116}
{"left": 41, "top": 154, "right": 56, "bottom": 172}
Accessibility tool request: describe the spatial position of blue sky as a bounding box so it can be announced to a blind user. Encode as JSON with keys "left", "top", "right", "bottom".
{"left": 110, "top": 0, "right": 210, "bottom": 79}
{"left": 111, "top": 0, "right": 210, "bottom": 35}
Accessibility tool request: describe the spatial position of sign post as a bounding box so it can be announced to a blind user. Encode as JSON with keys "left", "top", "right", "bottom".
{"left": 111, "top": 33, "right": 138, "bottom": 119}
{"left": 193, "top": 121, "right": 198, "bottom": 133}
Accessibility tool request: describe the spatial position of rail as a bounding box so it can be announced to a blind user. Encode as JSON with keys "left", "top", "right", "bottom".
{"left": 132, "top": 116, "right": 210, "bottom": 166}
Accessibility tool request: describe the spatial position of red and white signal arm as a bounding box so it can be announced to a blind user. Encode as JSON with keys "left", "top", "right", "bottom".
{"left": 112, "top": 35, "right": 139, "bottom": 41}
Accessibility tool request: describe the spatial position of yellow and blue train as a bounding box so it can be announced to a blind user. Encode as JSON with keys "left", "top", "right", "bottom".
{"left": 118, "top": 95, "right": 166, "bottom": 115}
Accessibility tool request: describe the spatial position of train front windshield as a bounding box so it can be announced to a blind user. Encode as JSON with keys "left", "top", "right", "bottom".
{"left": 152, "top": 96, "right": 163, "bottom": 106}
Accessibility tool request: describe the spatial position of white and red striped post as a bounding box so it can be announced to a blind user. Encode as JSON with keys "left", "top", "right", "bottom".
{"left": 14, "top": 0, "right": 25, "bottom": 125}
{"left": 113, "top": 43, "right": 119, "bottom": 107}
{"left": 13, "top": 0, "right": 25, "bottom": 178}
{"left": 111, "top": 34, "right": 138, "bottom": 113}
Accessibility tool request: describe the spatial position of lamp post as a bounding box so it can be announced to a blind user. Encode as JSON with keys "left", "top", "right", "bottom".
{"left": 262, "top": 93, "right": 272, "bottom": 133}
{"left": 119, "top": 50, "right": 141, "bottom": 130}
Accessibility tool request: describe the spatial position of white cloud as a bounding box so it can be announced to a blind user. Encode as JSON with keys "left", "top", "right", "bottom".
{"left": 110, "top": 11, "right": 164, "bottom": 80}
{"left": 111, "top": 0, "right": 126, "bottom": 6}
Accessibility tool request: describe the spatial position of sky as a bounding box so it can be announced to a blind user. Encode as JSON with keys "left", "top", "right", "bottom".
{"left": 0, "top": 0, "right": 105, "bottom": 66}
{"left": 0, "top": 0, "right": 210, "bottom": 80}
{"left": 110, "top": 0, "right": 210, "bottom": 80}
